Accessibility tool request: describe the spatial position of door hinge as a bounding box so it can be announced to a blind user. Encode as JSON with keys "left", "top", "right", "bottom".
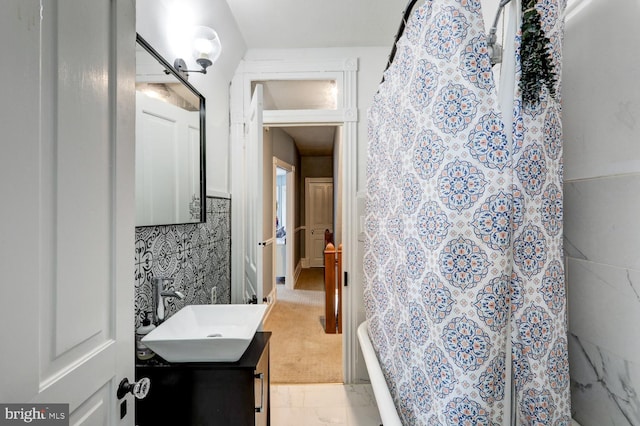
{"left": 344, "top": 271, "right": 348, "bottom": 287}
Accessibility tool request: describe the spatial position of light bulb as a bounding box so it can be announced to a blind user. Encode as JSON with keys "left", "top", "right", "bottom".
{"left": 192, "top": 26, "right": 222, "bottom": 66}
{"left": 194, "top": 38, "right": 213, "bottom": 57}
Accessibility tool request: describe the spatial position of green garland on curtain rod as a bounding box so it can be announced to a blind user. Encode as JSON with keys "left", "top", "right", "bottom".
{"left": 519, "top": 0, "right": 557, "bottom": 106}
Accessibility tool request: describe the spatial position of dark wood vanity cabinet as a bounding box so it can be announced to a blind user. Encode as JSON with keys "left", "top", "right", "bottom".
{"left": 136, "top": 332, "right": 271, "bottom": 426}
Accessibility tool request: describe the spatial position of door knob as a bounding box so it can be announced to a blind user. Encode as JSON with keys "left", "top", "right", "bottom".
{"left": 117, "top": 377, "right": 150, "bottom": 400}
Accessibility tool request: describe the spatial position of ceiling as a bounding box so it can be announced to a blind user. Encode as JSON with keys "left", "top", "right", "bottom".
{"left": 275, "top": 126, "right": 337, "bottom": 156}
{"left": 226, "top": 0, "right": 409, "bottom": 49}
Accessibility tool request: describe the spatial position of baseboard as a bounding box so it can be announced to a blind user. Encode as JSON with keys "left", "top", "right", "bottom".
{"left": 206, "top": 189, "right": 231, "bottom": 199}
{"left": 301, "top": 258, "right": 309, "bottom": 269}
{"left": 262, "top": 287, "right": 277, "bottom": 323}
{"left": 294, "top": 260, "right": 302, "bottom": 285}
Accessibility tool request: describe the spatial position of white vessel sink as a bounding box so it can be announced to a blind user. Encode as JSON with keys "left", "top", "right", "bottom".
{"left": 141, "top": 304, "right": 268, "bottom": 362}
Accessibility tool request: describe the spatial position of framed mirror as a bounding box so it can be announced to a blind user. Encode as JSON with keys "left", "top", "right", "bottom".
{"left": 135, "top": 34, "right": 206, "bottom": 227}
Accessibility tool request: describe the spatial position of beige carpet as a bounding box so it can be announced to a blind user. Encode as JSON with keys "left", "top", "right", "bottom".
{"left": 264, "top": 268, "right": 343, "bottom": 384}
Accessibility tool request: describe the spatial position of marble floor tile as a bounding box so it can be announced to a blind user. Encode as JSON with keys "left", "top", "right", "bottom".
{"left": 271, "top": 384, "right": 382, "bottom": 426}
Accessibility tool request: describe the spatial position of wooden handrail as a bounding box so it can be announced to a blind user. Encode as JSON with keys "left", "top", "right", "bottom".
{"left": 337, "top": 243, "right": 342, "bottom": 334}
{"left": 324, "top": 242, "right": 342, "bottom": 334}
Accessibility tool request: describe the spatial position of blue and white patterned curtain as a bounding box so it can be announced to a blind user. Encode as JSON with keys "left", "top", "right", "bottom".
{"left": 363, "top": 0, "right": 570, "bottom": 424}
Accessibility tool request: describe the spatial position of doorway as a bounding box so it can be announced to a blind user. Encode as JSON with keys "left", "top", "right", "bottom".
{"left": 265, "top": 125, "right": 343, "bottom": 384}
{"left": 275, "top": 167, "right": 288, "bottom": 286}
{"left": 230, "top": 59, "right": 359, "bottom": 382}
{"left": 273, "top": 159, "right": 295, "bottom": 291}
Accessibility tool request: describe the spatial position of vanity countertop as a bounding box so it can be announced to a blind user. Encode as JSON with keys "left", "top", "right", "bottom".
{"left": 136, "top": 331, "right": 271, "bottom": 370}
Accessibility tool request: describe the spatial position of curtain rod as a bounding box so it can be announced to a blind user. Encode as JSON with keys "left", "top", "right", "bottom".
{"left": 382, "top": 0, "right": 514, "bottom": 78}
{"left": 381, "top": 0, "right": 420, "bottom": 82}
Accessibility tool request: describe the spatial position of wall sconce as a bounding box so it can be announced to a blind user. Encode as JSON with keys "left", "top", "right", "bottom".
{"left": 173, "top": 26, "right": 222, "bottom": 79}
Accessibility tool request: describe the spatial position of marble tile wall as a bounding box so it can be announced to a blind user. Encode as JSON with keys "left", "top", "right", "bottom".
{"left": 134, "top": 197, "right": 231, "bottom": 328}
{"left": 563, "top": 2, "right": 640, "bottom": 424}
{"left": 564, "top": 179, "right": 640, "bottom": 425}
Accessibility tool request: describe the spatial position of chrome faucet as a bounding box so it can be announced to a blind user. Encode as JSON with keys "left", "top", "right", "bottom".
{"left": 151, "top": 277, "right": 185, "bottom": 324}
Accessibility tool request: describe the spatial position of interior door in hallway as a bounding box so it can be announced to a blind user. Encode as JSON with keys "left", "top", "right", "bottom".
{"left": 306, "top": 178, "right": 334, "bottom": 268}
{"left": 244, "top": 84, "right": 265, "bottom": 303}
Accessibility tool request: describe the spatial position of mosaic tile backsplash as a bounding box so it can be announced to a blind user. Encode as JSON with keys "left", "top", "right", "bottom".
{"left": 134, "top": 197, "right": 231, "bottom": 328}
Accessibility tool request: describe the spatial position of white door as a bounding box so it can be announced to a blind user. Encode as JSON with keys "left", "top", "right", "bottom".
{"left": 136, "top": 92, "right": 200, "bottom": 226}
{"left": 244, "top": 85, "right": 265, "bottom": 303}
{"left": 0, "top": 1, "right": 136, "bottom": 424}
{"left": 306, "top": 178, "right": 334, "bottom": 267}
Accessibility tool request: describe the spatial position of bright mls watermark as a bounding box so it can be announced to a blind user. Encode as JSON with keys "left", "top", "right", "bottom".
{"left": 0, "top": 404, "right": 68, "bottom": 425}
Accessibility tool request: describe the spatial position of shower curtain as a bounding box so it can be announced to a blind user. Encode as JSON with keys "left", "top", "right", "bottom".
{"left": 363, "top": 0, "right": 570, "bottom": 424}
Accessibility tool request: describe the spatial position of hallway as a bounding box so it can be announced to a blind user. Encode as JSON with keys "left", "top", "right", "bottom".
{"left": 264, "top": 268, "right": 342, "bottom": 383}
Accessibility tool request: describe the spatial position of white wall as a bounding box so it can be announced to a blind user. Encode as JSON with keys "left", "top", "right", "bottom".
{"left": 271, "top": 128, "right": 301, "bottom": 267}
{"left": 136, "top": 0, "right": 247, "bottom": 196}
{"left": 562, "top": 1, "right": 640, "bottom": 425}
{"left": 272, "top": 128, "right": 300, "bottom": 167}
{"left": 262, "top": 128, "right": 301, "bottom": 298}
